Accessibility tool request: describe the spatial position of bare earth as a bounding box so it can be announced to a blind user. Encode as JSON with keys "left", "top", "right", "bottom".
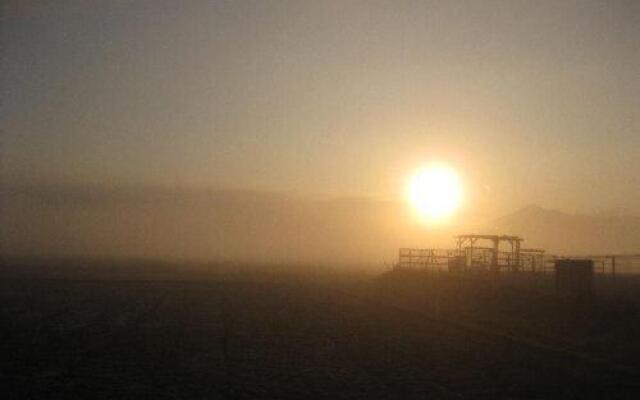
{"left": 2, "top": 258, "right": 639, "bottom": 399}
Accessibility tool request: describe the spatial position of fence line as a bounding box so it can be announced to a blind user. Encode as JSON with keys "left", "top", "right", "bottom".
{"left": 397, "top": 248, "right": 640, "bottom": 277}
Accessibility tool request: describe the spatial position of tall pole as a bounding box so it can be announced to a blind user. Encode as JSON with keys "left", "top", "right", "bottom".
{"left": 514, "top": 239, "right": 521, "bottom": 272}
{"left": 492, "top": 237, "right": 499, "bottom": 271}
{"left": 612, "top": 256, "right": 616, "bottom": 283}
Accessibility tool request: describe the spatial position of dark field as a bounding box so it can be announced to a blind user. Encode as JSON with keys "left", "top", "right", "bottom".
{"left": 2, "top": 259, "right": 640, "bottom": 399}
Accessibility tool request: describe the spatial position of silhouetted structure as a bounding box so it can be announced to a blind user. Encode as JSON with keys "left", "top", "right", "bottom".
{"left": 455, "top": 234, "right": 523, "bottom": 271}
{"left": 448, "top": 255, "right": 466, "bottom": 272}
{"left": 398, "top": 248, "right": 462, "bottom": 270}
{"left": 398, "top": 233, "right": 527, "bottom": 271}
{"left": 555, "top": 259, "right": 593, "bottom": 297}
{"left": 520, "top": 248, "right": 545, "bottom": 272}
{"left": 396, "top": 234, "right": 639, "bottom": 279}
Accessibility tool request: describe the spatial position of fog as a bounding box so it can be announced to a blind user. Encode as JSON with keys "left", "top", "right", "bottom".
{"left": 0, "top": 184, "right": 452, "bottom": 266}
{"left": 3, "top": 184, "right": 639, "bottom": 267}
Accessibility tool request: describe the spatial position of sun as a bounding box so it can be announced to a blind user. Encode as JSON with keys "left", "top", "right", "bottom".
{"left": 407, "top": 164, "right": 463, "bottom": 223}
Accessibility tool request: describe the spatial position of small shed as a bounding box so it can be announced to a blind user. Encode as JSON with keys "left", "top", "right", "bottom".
{"left": 448, "top": 255, "right": 466, "bottom": 272}
{"left": 555, "top": 259, "right": 593, "bottom": 296}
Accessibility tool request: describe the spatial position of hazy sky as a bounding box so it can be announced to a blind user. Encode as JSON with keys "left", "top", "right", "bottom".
{"left": 3, "top": 0, "right": 639, "bottom": 215}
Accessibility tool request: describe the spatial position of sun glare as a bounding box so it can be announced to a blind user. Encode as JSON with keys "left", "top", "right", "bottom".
{"left": 407, "top": 164, "right": 463, "bottom": 224}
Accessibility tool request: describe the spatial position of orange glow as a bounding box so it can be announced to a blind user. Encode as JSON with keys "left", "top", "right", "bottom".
{"left": 407, "top": 164, "right": 463, "bottom": 224}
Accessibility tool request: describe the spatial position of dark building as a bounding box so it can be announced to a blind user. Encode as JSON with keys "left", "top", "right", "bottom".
{"left": 555, "top": 259, "right": 594, "bottom": 297}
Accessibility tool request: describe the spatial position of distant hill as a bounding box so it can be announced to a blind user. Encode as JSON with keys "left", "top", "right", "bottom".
{"left": 486, "top": 205, "right": 640, "bottom": 255}
{"left": 5, "top": 184, "right": 635, "bottom": 263}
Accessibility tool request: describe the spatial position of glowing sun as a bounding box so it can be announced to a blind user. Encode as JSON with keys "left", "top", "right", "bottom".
{"left": 407, "top": 164, "right": 463, "bottom": 223}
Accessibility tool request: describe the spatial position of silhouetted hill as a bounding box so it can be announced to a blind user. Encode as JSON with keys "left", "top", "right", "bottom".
{"left": 487, "top": 205, "right": 640, "bottom": 255}
{"left": 8, "top": 184, "right": 635, "bottom": 264}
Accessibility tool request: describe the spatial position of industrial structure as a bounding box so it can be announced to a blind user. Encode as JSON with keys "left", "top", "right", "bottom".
{"left": 396, "top": 233, "right": 639, "bottom": 277}
{"left": 556, "top": 259, "right": 594, "bottom": 296}
{"left": 398, "top": 234, "right": 545, "bottom": 272}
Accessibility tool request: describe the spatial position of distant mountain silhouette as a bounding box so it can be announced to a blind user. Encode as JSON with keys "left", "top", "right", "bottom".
{"left": 486, "top": 205, "right": 640, "bottom": 255}
{"left": 4, "top": 184, "right": 637, "bottom": 263}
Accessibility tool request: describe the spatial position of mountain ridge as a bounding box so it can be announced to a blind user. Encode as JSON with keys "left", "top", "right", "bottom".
{"left": 487, "top": 204, "right": 640, "bottom": 255}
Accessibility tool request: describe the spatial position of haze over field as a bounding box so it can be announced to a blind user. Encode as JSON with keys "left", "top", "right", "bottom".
{"left": 3, "top": 3, "right": 640, "bottom": 399}
{"left": 2, "top": 0, "right": 639, "bottom": 264}
{"left": 3, "top": 184, "right": 639, "bottom": 264}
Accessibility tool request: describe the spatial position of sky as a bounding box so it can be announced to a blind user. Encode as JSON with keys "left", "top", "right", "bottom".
{"left": 3, "top": 0, "right": 640, "bottom": 216}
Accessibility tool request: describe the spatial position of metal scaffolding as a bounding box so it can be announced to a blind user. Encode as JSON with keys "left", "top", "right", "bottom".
{"left": 395, "top": 234, "right": 640, "bottom": 277}
{"left": 455, "top": 234, "right": 524, "bottom": 271}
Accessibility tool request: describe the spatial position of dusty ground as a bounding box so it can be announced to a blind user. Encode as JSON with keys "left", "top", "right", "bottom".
{"left": 1, "top": 258, "right": 640, "bottom": 399}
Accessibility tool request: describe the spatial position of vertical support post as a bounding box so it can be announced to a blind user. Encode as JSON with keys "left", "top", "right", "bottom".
{"left": 611, "top": 256, "right": 616, "bottom": 283}
{"left": 492, "top": 237, "right": 499, "bottom": 271}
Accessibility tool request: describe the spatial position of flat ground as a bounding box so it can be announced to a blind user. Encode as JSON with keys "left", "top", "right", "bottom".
{"left": 1, "top": 258, "right": 640, "bottom": 399}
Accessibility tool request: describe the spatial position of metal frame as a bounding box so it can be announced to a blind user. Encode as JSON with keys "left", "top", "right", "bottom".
{"left": 455, "top": 234, "right": 524, "bottom": 271}
{"left": 395, "top": 235, "right": 640, "bottom": 277}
